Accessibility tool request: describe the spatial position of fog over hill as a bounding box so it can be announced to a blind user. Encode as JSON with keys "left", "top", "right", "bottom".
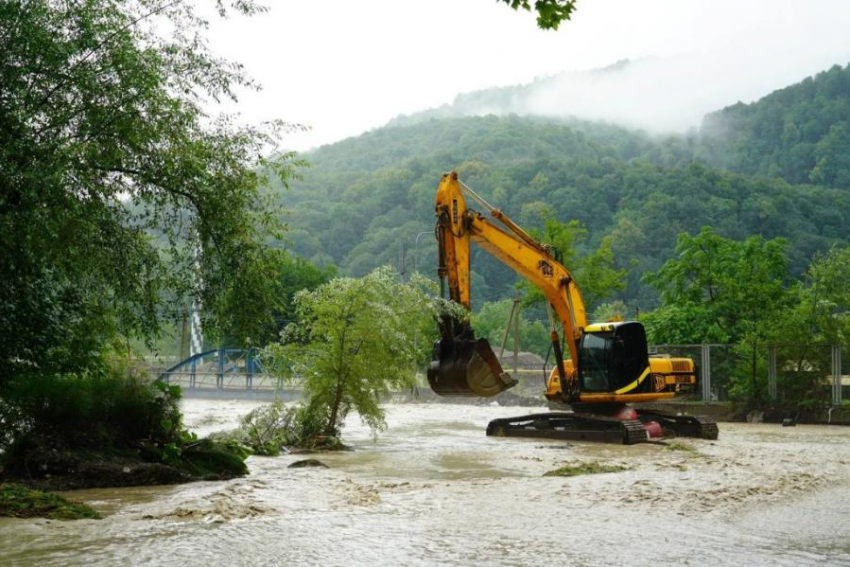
{"left": 388, "top": 56, "right": 850, "bottom": 134}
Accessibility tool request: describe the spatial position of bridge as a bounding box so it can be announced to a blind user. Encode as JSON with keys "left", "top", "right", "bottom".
{"left": 159, "top": 348, "right": 300, "bottom": 398}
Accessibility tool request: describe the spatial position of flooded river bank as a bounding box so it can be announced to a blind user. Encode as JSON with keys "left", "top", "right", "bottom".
{"left": 2, "top": 400, "right": 849, "bottom": 566}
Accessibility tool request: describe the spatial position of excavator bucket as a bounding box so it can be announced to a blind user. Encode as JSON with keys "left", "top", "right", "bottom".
{"left": 427, "top": 335, "right": 517, "bottom": 397}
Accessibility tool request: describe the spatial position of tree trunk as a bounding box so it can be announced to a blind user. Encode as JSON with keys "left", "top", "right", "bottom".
{"left": 327, "top": 372, "right": 344, "bottom": 437}
{"left": 751, "top": 340, "right": 759, "bottom": 406}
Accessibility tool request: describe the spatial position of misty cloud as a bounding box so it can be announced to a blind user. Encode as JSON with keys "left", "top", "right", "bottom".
{"left": 394, "top": 53, "right": 850, "bottom": 134}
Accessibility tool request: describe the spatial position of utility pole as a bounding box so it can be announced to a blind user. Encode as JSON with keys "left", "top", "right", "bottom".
{"left": 513, "top": 297, "right": 520, "bottom": 382}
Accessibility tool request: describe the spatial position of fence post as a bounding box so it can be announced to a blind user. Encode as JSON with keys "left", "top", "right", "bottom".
{"left": 701, "top": 344, "right": 711, "bottom": 402}
{"left": 513, "top": 302, "right": 519, "bottom": 381}
{"left": 833, "top": 344, "right": 842, "bottom": 406}
{"left": 768, "top": 345, "right": 777, "bottom": 400}
{"left": 217, "top": 347, "right": 225, "bottom": 390}
{"left": 247, "top": 348, "right": 254, "bottom": 392}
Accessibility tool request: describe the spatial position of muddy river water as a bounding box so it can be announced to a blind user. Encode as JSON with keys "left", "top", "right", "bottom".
{"left": 2, "top": 400, "right": 850, "bottom": 566}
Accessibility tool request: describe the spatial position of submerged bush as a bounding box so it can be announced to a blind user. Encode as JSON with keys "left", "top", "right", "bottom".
{"left": 212, "top": 401, "right": 345, "bottom": 455}
{"left": 0, "top": 360, "right": 246, "bottom": 484}
{"left": 0, "top": 483, "right": 100, "bottom": 520}
{"left": 543, "top": 462, "right": 629, "bottom": 477}
{"left": 180, "top": 440, "right": 250, "bottom": 478}
{"left": 665, "top": 441, "right": 698, "bottom": 453}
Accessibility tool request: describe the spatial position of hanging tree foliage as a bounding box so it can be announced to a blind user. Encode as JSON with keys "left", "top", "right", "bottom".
{"left": 498, "top": 0, "right": 578, "bottom": 30}
{"left": 0, "top": 0, "right": 306, "bottom": 461}
{"left": 0, "top": 0, "right": 301, "bottom": 384}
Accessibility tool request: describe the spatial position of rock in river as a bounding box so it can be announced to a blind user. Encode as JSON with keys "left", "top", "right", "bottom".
{"left": 288, "top": 459, "right": 329, "bottom": 469}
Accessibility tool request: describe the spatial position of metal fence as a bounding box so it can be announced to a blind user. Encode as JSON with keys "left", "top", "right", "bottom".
{"left": 652, "top": 343, "right": 845, "bottom": 405}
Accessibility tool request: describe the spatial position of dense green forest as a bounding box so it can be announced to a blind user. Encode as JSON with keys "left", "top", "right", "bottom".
{"left": 701, "top": 64, "right": 850, "bottom": 188}
{"left": 271, "top": 65, "right": 850, "bottom": 315}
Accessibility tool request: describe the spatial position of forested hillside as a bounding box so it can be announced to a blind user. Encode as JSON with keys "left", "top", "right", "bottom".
{"left": 272, "top": 110, "right": 848, "bottom": 313}
{"left": 390, "top": 60, "right": 850, "bottom": 188}
{"left": 701, "top": 63, "right": 850, "bottom": 188}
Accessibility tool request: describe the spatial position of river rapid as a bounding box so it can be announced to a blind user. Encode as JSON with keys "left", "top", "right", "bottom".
{"left": 1, "top": 399, "right": 849, "bottom": 566}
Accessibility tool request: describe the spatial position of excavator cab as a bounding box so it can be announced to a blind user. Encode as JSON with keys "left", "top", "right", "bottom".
{"left": 427, "top": 318, "right": 517, "bottom": 397}
{"left": 578, "top": 322, "right": 651, "bottom": 394}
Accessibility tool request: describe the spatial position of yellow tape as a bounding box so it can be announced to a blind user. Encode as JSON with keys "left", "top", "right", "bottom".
{"left": 613, "top": 366, "right": 651, "bottom": 395}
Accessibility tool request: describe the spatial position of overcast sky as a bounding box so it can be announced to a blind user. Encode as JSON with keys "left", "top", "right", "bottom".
{"left": 206, "top": 0, "right": 850, "bottom": 150}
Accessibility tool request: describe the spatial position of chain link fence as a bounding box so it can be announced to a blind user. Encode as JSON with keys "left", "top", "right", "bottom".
{"left": 652, "top": 343, "right": 845, "bottom": 405}
{"left": 773, "top": 343, "right": 833, "bottom": 405}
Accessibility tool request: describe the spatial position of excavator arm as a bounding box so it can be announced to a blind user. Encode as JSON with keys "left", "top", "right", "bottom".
{"left": 430, "top": 171, "right": 587, "bottom": 400}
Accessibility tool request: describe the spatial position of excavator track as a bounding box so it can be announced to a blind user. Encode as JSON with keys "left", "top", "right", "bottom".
{"left": 635, "top": 409, "right": 719, "bottom": 440}
{"left": 486, "top": 412, "right": 650, "bottom": 445}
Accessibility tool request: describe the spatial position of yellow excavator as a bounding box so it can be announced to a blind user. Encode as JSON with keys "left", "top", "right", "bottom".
{"left": 427, "top": 171, "right": 718, "bottom": 444}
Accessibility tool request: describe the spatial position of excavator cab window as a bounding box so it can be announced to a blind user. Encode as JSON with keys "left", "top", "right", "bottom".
{"left": 578, "top": 331, "right": 611, "bottom": 391}
{"left": 610, "top": 323, "right": 650, "bottom": 390}
{"left": 578, "top": 323, "right": 651, "bottom": 393}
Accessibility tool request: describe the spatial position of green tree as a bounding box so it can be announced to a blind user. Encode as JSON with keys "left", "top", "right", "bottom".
{"left": 765, "top": 246, "right": 849, "bottom": 404}
{"left": 640, "top": 303, "right": 731, "bottom": 345}
{"left": 775, "top": 245, "right": 850, "bottom": 349}
{"left": 701, "top": 63, "right": 850, "bottom": 189}
{"left": 265, "top": 267, "right": 457, "bottom": 439}
{"left": 0, "top": 0, "right": 296, "bottom": 380}
{"left": 253, "top": 253, "right": 336, "bottom": 345}
{"left": 0, "top": 0, "right": 296, "bottom": 466}
{"left": 472, "top": 299, "right": 551, "bottom": 356}
{"left": 591, "top": 300, "right": 629, "bottom": 323}
{"left": 643, "top": 227, "right": 792, "bottom": 406}
{"left": 518, "top": 211, "right": 626, "bottom": 309}
{"left": 804, "top": 246, "right": 850, "bottom": 344}
{"left": 811, "top": 123, "right": 850, "bottom": 190}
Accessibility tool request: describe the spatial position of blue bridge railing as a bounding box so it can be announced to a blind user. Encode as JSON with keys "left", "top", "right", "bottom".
{"left": 159, "top": 348, "right": 294, "bottom": 393}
